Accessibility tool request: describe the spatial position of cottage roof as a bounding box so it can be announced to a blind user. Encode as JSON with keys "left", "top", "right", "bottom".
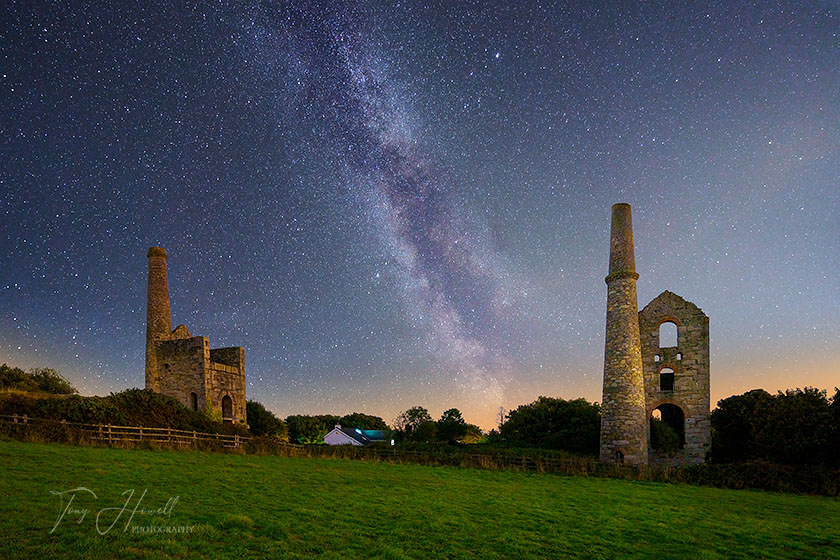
{"left": 362, "top": 430, "right": 385, "bottom": 441}
{"left": 326, "top": 424, "right": 387, "bottom": 445}
{"left": 328, "top": 425, "right": 369, "bottom": 444}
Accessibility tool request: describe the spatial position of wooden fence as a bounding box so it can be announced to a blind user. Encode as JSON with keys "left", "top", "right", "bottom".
{"left": 0, "top": 413, "right": 595, "bottom": 472}
{"left": 0, "top": 414, "right": 248, "bottom": 448}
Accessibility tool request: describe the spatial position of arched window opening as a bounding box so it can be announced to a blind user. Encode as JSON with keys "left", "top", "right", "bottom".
{"left": 650, "top": 404, "right": 685, "bottom": 452}
{"left": 615, "top": 450, "right": 624, "bottom": 464}
{"left": 222, "top": 395, "right": 233, "bottom": 422}
{"left": 659, "top": 321, "right": 678, "bottom": 348}
{"left": 676, "top": 352, "right": 682, "bottom": 361}
{"left": 659, "top": 368, "right": 675, "bottom": 391}
{"left": 190, "top": 392, "right": 198, "bottom": 411}
{"left": 654, "top": 355, "right": 660, "bottom": 363}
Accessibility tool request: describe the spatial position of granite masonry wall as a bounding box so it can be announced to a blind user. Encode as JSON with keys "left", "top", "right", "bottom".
{"left": 207, "top": 347, "right": 246, "bottom": 423}
{"left": 154, "top": 335, "right": 208, "bottom": 411}
{"left": 639, "top": 291, "right": 711, "bottom": 465}
{"left": 600, "top": 204, "right": 649, "bottom": 465}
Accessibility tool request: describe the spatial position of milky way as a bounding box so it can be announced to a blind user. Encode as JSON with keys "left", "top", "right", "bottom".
{"left": 244, "top": 3, "right": 522, "bottom": 403}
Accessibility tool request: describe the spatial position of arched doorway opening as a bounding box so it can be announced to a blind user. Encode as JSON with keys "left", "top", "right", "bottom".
{"left": 650, "top": 403, "right": 685, "bottom": 453}
{"left": 222, "top": 395, "right": 233, "bottom": 422}
{"left": 190, "top": 392, "right": 198, "bottom": 411}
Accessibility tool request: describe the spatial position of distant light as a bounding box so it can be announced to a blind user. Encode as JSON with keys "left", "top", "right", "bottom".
{"left": 390, "top": 439, "right": 395, "bottom": 446}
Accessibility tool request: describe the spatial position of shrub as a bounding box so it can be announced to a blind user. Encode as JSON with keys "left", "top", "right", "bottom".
{"left": 0, "top": 388, "right": 247, "bottom": 436}
{"left": 682, "top": 461, "right": 840, "bottom": 496}
{"left": 35, "top": 395, "right": 125, "bottom": 425}
{"left": 500, "top": 396, "right": 600, "bottom": 454}
{"left": 711, "top": 387, "right": 836, "bottom": 465}
{"left": 650, "top": 418, "right": 680, "bottom": 455}
{"left": 285, "top": 415, "right": 339, "bottom": 444}
{"left": 246, "top": 400, "right": 289, "bottom": 440}
{"left": 0, "top": 364, "right": 77, "bottom": 394}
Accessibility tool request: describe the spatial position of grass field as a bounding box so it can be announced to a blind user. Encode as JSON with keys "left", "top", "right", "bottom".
{"left": 1, "top": 440, "right": 838, "bottom": 559}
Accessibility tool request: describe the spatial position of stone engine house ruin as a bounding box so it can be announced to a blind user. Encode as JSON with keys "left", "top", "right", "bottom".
{"left": 640, "top": 291, "right": 711, "bottom": 465}
{"left": 600, "top": 204, "right": 710, "bottom": 466}
{"left": 145, "top": 247, "right": 247, "bottom": 424}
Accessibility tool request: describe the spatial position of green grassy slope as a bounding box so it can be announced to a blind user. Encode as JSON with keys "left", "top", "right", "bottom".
{"left": 1, "top": 440, "right": 838, "bottom": 559}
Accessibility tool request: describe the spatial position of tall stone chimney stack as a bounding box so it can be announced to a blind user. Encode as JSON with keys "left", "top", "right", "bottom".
{"left": 600, "top": 204, "right": 648, "bottom": 465}
{"left": 145, "top": 247, "right": 172, "bottom": 390}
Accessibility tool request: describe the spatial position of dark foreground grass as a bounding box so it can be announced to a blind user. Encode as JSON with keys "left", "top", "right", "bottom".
{"left": 1, "top": 440, "right": 838, "bottom": 559}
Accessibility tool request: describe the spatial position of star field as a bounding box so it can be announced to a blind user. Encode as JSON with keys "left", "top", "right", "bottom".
{"left": 2, "top": 1, "right": 838, "bottom": 428}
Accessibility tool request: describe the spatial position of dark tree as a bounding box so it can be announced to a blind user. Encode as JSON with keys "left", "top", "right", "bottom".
{"left": 246, "top": 400, "right": 289, "bottom": 441}
{"left": 461, "top": 423, "right": 484, "bottom": 444}
{"left": 711, "top": 387, "right": 835, "bottom": 465}
{"left": 710, "top": 389, "right": 774, "bottom": 462}
{"left": 339, "top": 412, "right": 388, "bottom": 430}
{"left": 437, "top": 408, "right": 468, "bottom": 442}
{"left": 500, "top": 396, "right": 600, "bottom": 453}
{"left": 285, "top": 415, "right": 337, "bottom": 444}
{"left": 393, "top": 406, "right": 432, "bottom": 438}
{"left": 758, "top": 388, "right": 833, "bottom": 464}
{"left": 413, "top": 420, "right": 438, "bottom": 442}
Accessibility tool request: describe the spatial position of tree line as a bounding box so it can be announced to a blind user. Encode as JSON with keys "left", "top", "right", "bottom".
{"left": 251, "top": 406, "right": 484, "bottom": 445}
{"left": 3, "top": 363, "right": 838, "bottom": 466}
{"left": 711, "top": 387, "right": 840, "bottom": 465}
{"left": 255, "top": 389, "right": 840, "bottom": 467}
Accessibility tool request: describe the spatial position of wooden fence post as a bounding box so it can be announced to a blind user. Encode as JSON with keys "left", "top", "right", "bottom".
{"left": 107, "top": 424, "right": 112, "bottom": 445}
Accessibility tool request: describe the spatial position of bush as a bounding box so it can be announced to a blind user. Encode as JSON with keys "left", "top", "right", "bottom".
{"left": 392, "top": 406, "right": 432, "bottom": 441}
{"left": 246, "top": 400, "right": 289, "bottom": 441}
{"left": 106, "top": 389, "right": 248, "bottom": 435}
{"left": 500, "top": 396, "right": 600, "bottom": 454}
{"left": 35, "top": 395, "right": 125, "bottom": 425}
{"left": 0, "top": 388, "right": 247, "bottom": 436}
{"left": 285, "top": 415, "right": 339, "bottom": 444}
{"left": 0, "top": 364, "right": 77, "bottom": 394}
{"left": 682, "top": 460, "right": 840, "bottom": 496}
{"left": 711, "top": 387, "right": 836, "bottom": 465}
{"left": 650, "top": 418, "right": 680, "bottom": 455}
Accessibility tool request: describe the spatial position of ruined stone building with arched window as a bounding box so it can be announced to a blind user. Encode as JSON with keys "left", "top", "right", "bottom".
{"left": 144, "top": 247, "right": 247, "bottom": 425}
{"left": 639, "top": 291, "right": 710, "bottom": 465}
{"left": 600, "top": 204, "right": 710, "bottom": 466}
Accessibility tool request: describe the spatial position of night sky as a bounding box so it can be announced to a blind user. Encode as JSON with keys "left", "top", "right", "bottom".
{"left": 2, "top": 1, "right": 838, "bottom": 429}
